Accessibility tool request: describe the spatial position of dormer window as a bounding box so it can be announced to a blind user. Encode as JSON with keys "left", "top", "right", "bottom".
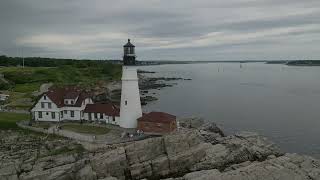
{"left": 64, "top": 99, "right": 76, "bottom": 105}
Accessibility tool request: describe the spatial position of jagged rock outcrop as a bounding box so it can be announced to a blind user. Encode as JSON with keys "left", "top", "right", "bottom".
{"left": 191, "top": 131, "right": 283, "bottom": 172}
{"left": 90, "top": 131, "right": 207, "bottom": 179}
{"left": 172, "top": 153, "right": 320, "bottom": 180}
{"left": 0, "top": 130, "right": 96, "bottom": 180}
{"left": 90, "top": 130, "right": 282, "bottom": 180}
{"left": 1, "top": 123, "right": 320, "bottom": 180}
{"left": 90, "top": 147, "right": 127, "bottom": 179}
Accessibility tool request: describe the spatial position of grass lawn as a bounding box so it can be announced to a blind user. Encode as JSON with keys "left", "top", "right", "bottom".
{"left": 61, "top": 123, "right": 110, "bottom": 135}
{"left": 13, "top": 83, "right": 41, "bottom": 93}
{"left": 0, "top": 112, "right": 29, "bottom": 129}
{"left": 6, "top": 91, "right": 34, "bottom": 110}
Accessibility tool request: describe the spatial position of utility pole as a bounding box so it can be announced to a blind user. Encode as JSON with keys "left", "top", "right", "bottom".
{"left": 22, "top": 48, "right": 25, "bottom": 68}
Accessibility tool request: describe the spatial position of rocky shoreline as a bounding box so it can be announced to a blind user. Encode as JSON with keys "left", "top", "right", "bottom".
{"left": 1, "top": 118, "right": 320, "bottom": 180}
{"left": 101, "top": 70, "right": 191, "bottom": 106}
{"left": 138, "top": 70, "right": 191, "bottom": 105}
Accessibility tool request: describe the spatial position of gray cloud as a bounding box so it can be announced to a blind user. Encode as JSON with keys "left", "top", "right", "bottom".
{"left": 0, "top": 0, "right": 320, "bottom": 60}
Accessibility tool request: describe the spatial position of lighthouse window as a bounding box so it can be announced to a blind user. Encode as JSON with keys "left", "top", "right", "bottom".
{"left": 125, "top": 100, "right": 127, "bottom": 105}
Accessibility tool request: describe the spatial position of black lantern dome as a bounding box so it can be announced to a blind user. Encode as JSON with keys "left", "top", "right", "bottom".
{"left": 123, "top": 39, "right": 136, "bottom": 65}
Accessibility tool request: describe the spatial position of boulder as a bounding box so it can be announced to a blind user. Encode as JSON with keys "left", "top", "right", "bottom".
{"left": 75, "top": 164, "right": 97, "bottom": 180}
{"left": 125, "top": 137, "right": 165, "bottom": 165}
{"left": 126, "top": 131, "right": 207, "bottom": 179}
{"left": 192, "top": 132, "right": 283, "bottom": 171}
{"left": 0, "top": 163, "right": 19, "bottom": 180}
{"left": 90, "top": 147, "right": 127, "bottom": 179}
{"left": 178, "top": 117, "right": 205, "bottom": 129}
{"left": 200, "top": 122, "right": 225, "bottom": 137}
{"left": 163, "top": 131, "right": 202, "bottom": 157}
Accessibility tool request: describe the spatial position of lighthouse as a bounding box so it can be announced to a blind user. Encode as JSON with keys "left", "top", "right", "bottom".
{"left": 119, "top": 39, "right": 142, "bottom": 128}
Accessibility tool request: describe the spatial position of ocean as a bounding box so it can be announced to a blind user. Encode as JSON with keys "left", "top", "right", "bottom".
{"left": 139, "top": 62, "right": 320, "bottom": 157}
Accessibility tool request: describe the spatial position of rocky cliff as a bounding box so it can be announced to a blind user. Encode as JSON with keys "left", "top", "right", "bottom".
{"left": 1, "top": 122, "right": 320, "bottom": 180}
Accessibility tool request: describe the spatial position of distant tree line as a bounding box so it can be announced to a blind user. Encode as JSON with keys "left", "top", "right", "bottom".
{"left": 0, "top": 55, "right": 119, "bottom": 67}
{"left": 286, "top": 60, "right": 320, "bottom": 66}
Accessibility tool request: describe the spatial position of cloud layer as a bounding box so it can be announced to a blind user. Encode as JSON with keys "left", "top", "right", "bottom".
{"left": 1, "top": 0, "right": 320, "bottom": 60}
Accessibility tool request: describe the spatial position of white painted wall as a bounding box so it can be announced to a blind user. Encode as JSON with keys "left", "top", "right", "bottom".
{"left": 31, "top": 95, "right": 60, "bottom": 121}
{"left": 31, "top": 95, "right": 93, "bottom": 122}
{"left": 60, "top": 107, "right": 82, "bottom": 121}
{"left": 83, "top": 112, "right": 119, "bottom": 125}
{"left": 119, "top": 66, "right": 142, "bottom": 128}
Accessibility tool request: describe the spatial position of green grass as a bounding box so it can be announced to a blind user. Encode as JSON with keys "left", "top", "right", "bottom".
{"left": 5, "top": 91, "right": 33, "bottom": 110}
{"left": 61, "top": 124, "right": 110, "bottom": 135}
{"left": 13, "top": 83, "right": 41, "bottom": 93}
{"left": 32, "top": 122, "right": 51, "bottom": 129}
{"left": 0, "top": 65, "right": 121, "bottom": 86}
{"left": 0, "top": 112, "right": 29, "bottom": 129}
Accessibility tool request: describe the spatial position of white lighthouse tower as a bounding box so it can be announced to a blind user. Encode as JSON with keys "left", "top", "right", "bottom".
{"left": 119, "top": 39, "right": 142, "bottom": 128}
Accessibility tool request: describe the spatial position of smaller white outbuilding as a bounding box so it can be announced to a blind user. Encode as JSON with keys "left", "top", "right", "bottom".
{"left": 0, "top": 93, "right": 9, "bottom": 101}
{"left": 83, "top": 103, "right": 120, "bottom": 125}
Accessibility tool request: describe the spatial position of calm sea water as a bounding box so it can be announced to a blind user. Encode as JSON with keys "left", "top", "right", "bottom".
{"left": 139, "top": 63, "right": 320, "bottom": 157}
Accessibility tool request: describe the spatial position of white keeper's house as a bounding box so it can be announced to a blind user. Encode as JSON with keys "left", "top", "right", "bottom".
{"left": 31, "top": 86, "right": 120, "bottom": 124}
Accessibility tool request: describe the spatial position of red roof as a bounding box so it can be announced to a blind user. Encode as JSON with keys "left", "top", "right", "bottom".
{"left": 64, "top": 91, "right": 80, "bottom": 99}
{"left": 138, "top": 112, "right": 176, "bottom": 123}
{"left": 84, "top": 103, "right": 120, "bottom": 116}
{"left": 45, "top": 86, "right": 91, "bottom": 108}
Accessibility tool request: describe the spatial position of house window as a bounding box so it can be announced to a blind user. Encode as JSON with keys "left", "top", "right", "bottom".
{"left": 71, "top": 100, "right": 74, "bottom": 104}
{"left": 64, "top": 110, "right": 67, "bottom": 114}
{"left": 51, "top": 112, "right": 55, "bottom": 119}
{"left": 38, "top": 112, "right": 42, "bottom": 118}
{"left": 46, "top": 112, "right": 49, "bottom": 115}
{"left": 43, "top": 95, "right": 47, "bottom": 100}
{"left": 41, "top": 102, "right": 45, "bottom": 108}
{"left": 125, "top": 100, "right": 127, "bottom": 105}
{"left": 100, "top": 113, "right": 103, "bottom": 119}
{"left": 48, "top": 103, "right": 52, "bottom": 109}
{"left": 94, "top": 113, "right": 97, "bottom": 119}
{"left": 61, "top": 111, "right": 63, "bottom": 118}
{"left": 113, "top": 116, "right": 115, "bottom": 122}
{"left": 70, "top": 111, "right": 74, "bottom": 117}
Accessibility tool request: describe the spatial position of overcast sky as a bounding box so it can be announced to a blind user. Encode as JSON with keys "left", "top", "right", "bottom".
{"left": 0, "top": 0, "right": 320, "bottom": 61}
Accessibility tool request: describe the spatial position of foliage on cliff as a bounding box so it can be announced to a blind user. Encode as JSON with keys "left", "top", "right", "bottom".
{"left": 0, "top": 57, "right": 122, "bottom": 92}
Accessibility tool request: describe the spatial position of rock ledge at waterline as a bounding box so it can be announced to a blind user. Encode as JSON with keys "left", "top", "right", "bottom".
{"left": 1, "top": 118, "right": 320, "bottom": 180}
